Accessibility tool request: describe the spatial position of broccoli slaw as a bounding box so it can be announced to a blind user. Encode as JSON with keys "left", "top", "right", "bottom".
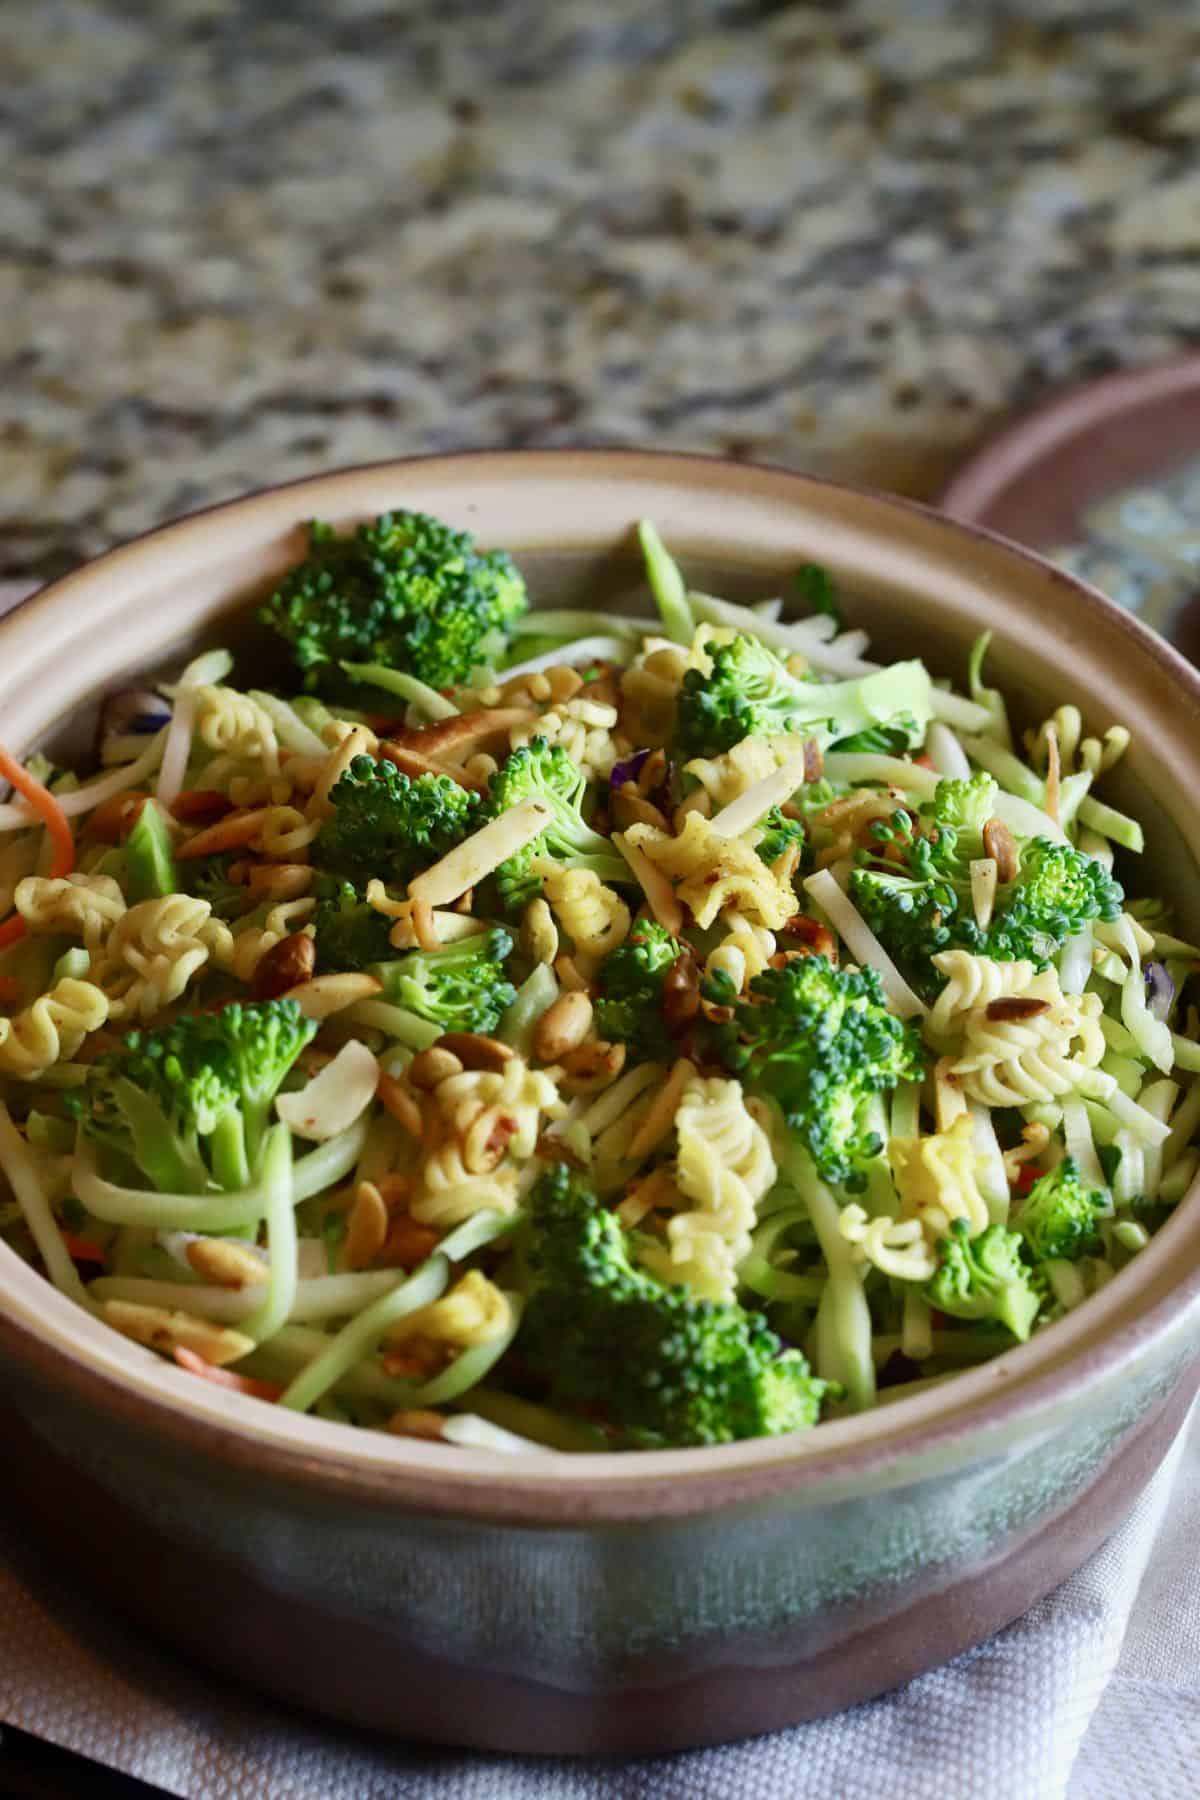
{"left": 0, "top": 509, "right": 1194, "bottom": 1453}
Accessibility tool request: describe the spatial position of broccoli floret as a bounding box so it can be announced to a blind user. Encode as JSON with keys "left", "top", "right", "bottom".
{"left": 317, "top": 754, "right": 481, "bottom": 885}
{"left": 182, "top": 854, "right": 248, "bottom": 920}
{"left": 852, "top": 772, "right": 1124, "bottom": 995}
{"left": 674, "top": 635, "right": 932, "bottom": 760}
{"left": 312, "top": 879, "right": 395, "bottom": 971}
{"left": 259, "top": 510, "right": 528, "bottom": 692}
{"left": 516, "top": 1166, "right": 831, "bottom": 1447}
{"left": 925, "top": 1218, "right": 1042, "bottom": 1341}
{"left": 487, "top": 738, "right": 626, "bottom": 912}
{"left": 985, "top": 839, "right": 1124, "bottom": 965}
{"left": 1016, "top": 1158, "right": 1106, "bottom": 1262}
{"left": 593, "top": 920, "right": 684, "bottom": 1060}
{"left": 755, "top": 806, "right": 805, "bottom": 867}
{"left": 67, "top": 1000, "right": 317, "bottom": 1192}
{"left": 371, "top": 928, "right": 515, "bottom": 1033}
{"left": 714, "top": 956, "right": 926, "bottom": 1187}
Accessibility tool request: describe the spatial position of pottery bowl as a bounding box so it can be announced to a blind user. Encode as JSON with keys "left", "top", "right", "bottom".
{"left": 2, "top": 452, "right": 1200, "bottom": 1754}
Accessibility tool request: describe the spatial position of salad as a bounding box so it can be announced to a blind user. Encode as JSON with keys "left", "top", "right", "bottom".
{"left": 0, "top": 509, "right": 1195, "bottom": 1454}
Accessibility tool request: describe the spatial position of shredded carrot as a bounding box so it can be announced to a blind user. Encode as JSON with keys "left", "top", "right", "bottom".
{"left": 173, "top": 1345, "right": 283, "bottom": 1402}
{"left": 1016, "top": 1163, "right": 1045, "bottom": 1195}
{"left": 61, "top": 1233, "right": 107, "bottom": 1267}
{"left": 0, "top": 743, "right": 76, "bottom": 948}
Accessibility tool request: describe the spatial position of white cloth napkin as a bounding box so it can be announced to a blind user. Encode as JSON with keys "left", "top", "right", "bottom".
{"left": 0, "top": 1401, "right": 1196, "bottom": 1799}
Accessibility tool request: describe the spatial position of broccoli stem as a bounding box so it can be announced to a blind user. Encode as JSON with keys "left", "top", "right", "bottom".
{"left": 277, "top": 1255, "right": 451, "bottom": 1414}
{"left": 785, "top": 1142, "right": 876, "bottom": 1411}
{"left": 209, "top": 1110, "right": 252, "bottom": 1193}
{"left": 638, "top": 520, "right": 695, "bottom": 645}
{"left": 72, "top": 1117, "right": 369, "bottom": 1231}
{"left": 498, "top": 963, "right": 559, "bottom": 1056}
{"left": 0, "top": 1101, "right": 93, "bottom": 1310}
{"left": 124, "top": 799, "right": 179, "bottom": 902}
{"left": 239, "top": 1124, "right": 296, "bottom": 1343}
{"left": 1076, "top": 795, "right": 1145, "bottom": 854}
{"left": 339, "top": 662, "right": 459, "bottom": 720}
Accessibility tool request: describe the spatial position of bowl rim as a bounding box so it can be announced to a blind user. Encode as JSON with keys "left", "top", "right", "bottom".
{"left": 4, "top": 444, "right": 1200, "bottom": 1523}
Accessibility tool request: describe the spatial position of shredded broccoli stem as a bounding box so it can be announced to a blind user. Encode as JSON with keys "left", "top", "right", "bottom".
{"left": 71, "top": 1119, "right": 368, "bottom": 1231}
{"left": 339, "top": 662, "right": 459, "bottom": 720}
{"left": 499, "top": 963, "right": 559, "bottom": 1054}
{"left": 785, "top": 1141, "right": 876, "bottom": 1411}
{"left": 638, "top": 519, "right": 695, "bottom": 644}
{"left": 238, "top": 1125, "right": 296, "bottom": 1342}
{"left": 278, "top": 1255, "right": 451, "bottom": 1414}
{"left": 0, "top": 1101, "right": 92, "bottom": 1309}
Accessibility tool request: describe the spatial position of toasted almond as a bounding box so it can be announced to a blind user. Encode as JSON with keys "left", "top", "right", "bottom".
{"left": 171, "top": 788, "right": 236, "bottom": 826}
{"left": 559, "top": 1039, "right": 626, "bottom": 1095}
{"left": 343, "top": 1180, "right": 390, "bottom": 1270}
{"left": 985, "top": 996, "right": 1051, "bottom": 1022}
{"left": 436, "top": 1031, "right": 515, "bottom": 1071}
{"left": 781, "top": 913, "right": 838, "bottom": 960}
{"left": 102, "top": 1299, "right": 255, "bottom": 1367}
{"left": 625, "top": 1058, "right": 696, "bottom": 1163}
{"left": 377, "top": 743, "right": 490, "bottom": 792}
{"left": 635, "top": 748, "right": 668, "bottom": 795}
{"left": 662, "top": 953, "right": 700, "bottom": 1030}
{"left": 408, "top": 1046, "right": 464, "bottom": 1089}
{"left": 185, "top": 1238, "right": 268, "bottom": 1290}
{"left": 176, "top": 807, "right": 273, "bottom": 860}
{"left": 981, "top": 817, "right": 1019, "bottom": 885}
{"left": 553, "top": 952, "right": 589, "bottom": 993}
{"left": 283, "top": 972, "right": 382, "bottom": 1020}
{"left": 612, "top": 786, "right": 670, "bottom": 832}
{"left": 533, "top": 991, "right": 594, "bottom": 1063}
{"left": 376, "top": 1072, "right": 424, "bottom": 1136}
{"left": 87, "top": 789, "right": 150, "bottom": 843}
{"left": 245, "top": 862, "right": 313, "bottom": 904}
{"left": 380, "top": 1213, "right": 442, "bottom": 1270}
{"left": 386, "top": 708, "right": 536, "bottom": 763}
{"left": 534, "top": 1130, "right": 587, "bottom": 1171}
{"left": 386, "top": 1408, "right": 447, "bottom": 1441}
{"left": 250, "top": 931, "right": 317, "bottom": 1000}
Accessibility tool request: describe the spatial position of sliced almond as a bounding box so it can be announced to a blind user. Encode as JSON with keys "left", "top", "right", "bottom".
{"left": 376, "top": 1071, "right": 424, "bottom": 1136}
{"left": 176, "top": 807, "right": 273, "bottom": 860}
{"left": 386, "top": 1408, "right": 447, "bottom": 1441}
{"left": 408, "top": 1046, "right": 464, "bottom": 1089}
{"left": 435, "top": 1031, "right": 515, "bottom": 1071}
{"left": 380, "top": 1213, "right": 442, "bottom": 1270}
{"left": 377, "top": 744, "right": 490, "bottom": 793}
{"left": 385, "top": 707, "right": 535, "bottom": 764}
{"left": 343, "top": 1180, "right": 390, "bottom": 1270}
{"left": 185, "top": 1238, "right": 268, "bottom": 1290}
{"left": 283, "top": 972, "right": 383, "bottom": 1020}
{"left": 625, "top": 1058, "right": 695, "bottom": 1163}
{"left": 102, "top": 1299, "right": 255, "bottom": 1367}
{"left": 981, "top": 817, "right": 1019, "bottom": 885}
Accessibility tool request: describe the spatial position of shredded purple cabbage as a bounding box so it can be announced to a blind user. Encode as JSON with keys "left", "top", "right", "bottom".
{"left": 609, "top": 747, "right": 676, "bottom": 814}
{"left": 1146, "top": 961, "right": 1175, "bottom": 1022}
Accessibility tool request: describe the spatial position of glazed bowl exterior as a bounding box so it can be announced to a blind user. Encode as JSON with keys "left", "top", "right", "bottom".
{"left": 2, "top": 452, "right": 1200, "bottom": 1754}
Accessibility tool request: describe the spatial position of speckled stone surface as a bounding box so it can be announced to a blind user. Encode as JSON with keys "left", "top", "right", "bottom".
{"left": 4, "top": 0, "right": 1200, "bottom": 581}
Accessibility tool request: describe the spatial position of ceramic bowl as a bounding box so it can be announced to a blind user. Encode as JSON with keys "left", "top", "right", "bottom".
{"left": 2, "top": 452, "right": 1200, "bottom": 1755}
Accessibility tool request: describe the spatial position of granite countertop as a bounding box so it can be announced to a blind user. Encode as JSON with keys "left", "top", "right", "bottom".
{"left": 4, "top": 0, "right": 1200, "bottom": 582}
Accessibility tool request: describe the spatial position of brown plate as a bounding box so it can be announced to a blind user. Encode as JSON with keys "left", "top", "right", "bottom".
{"left": 942, "top": 356, "right": 1200, "bottom": 658}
